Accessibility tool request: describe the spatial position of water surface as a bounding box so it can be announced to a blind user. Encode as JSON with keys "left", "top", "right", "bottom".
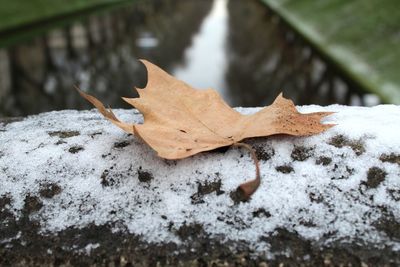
{"left": 0, "top": 0, "right": 378, "bottom": 117}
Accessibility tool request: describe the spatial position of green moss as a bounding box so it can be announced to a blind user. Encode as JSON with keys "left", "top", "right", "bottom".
{"left": 191, "top": 179, "right": 225, "bottom": 204}
{"left": 262, "top": 0, "right": 400, "bottom": 103}
{"left": 39, "top": 183, "right": 62, "bottom": 198}
{"left": 0, "top": 0, "right": 129, "bottom": 32}
{"left": 252, "top": 208, "right": 271, "bottom": 218}
{"left": 255, "top": 146, "right": 275, "bottom": 161}
{"left": 48, "top": 131, "right": 80, "bottom": 139}
{"left": 137, "top": 169, "right": 154, "bottom": 183}
{"left": 316, "top": 156, "right": 332, "bottom": 166}
{"left": 374, "top": 211, "right": 400, "bottom": 239}
{"left": 365, "top": 167, "right": 387, "bottom": 189}
{"left": 380, "top": 153, "right": 400, "bottom": 165}
{"left": 0, "top": 0, "right": 132, "bottom": 48}
{"left": 328, "top": 135, "right": 365, "bottom": 156}
{"left": 68, "top": 146, "right": 84, "bottom": 154}
{"left": 275, "top": 165, "right": 294, "bottom": 174}
{"left": 291, "top": 146, "right": 313, "bottom": 161}
{"left": 229, "top": 188, "right": 248, "bottom": 204}
{"left": 23, "top": 195, "right": 43, "bottom": 213}
{"left": 113, "top": 140, "right": 131, "bottom": 149}
{"left": 176, "top": 223, "right": 205, "bottom": 240}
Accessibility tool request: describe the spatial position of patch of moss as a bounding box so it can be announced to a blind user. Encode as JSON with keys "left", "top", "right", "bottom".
{"left": 89, "top": 132, "right": 102, "bottom": 138}
{"left": 48, "top": 131, "right": 80, "bottom": 139}
{"left": 309, "top": 192, "right": 324, "bottom": 203}
{"left": 223, "top": 215, "right": 248, "bottom": 230}
{"left": 387, "top": 189, "right": 400, "bottom": 202}
{"left": 263, "top": 228, "right": 312, "bottom": 256}
{"left": 137, "top": 168, "right": 154, "bottom": 183}
{"left": 299, "top": 219, "right": 317, "bottom": 227}
{"left": 68, "top": 146, "right": 84, "bottom": 154}
{"left": 365, "top": 167, "right": 386, "bottom": 189}
{"left": 0, "top": 196, "right": 11, "bottom": 209}
{"left": 331, "top": 165, "right": 354, "bottom": 180}
{"left": 55, "top": 140, "right": 66, "bottom": 145}
{"left": 23, "top": 195, "right": 43, "bottom": 213}
{"left": 100, "top": 169, "right": 110, "bottom": 187}
{"left": 275, "top": 165, "right": 294, "bottom": 174}
{"left": 229, "top": 188, "right": 248, "bottom": 204}
{"left": 113, "top": 141, "right": 130, "bottom": 148}
{"left": 252, "top": 208, "right": 271, "bottom": 218}
{"left": 191, "top": 178, "right": 225, "bottom": 204}
{"left": 374, "top": 211, "right": 400, "bottom": 240}
{"left": 176, "top": 223, "right": 205, "bottom": 240}
{"left": 380, "top": 153, "right": 400, "bottom": 165}
{"left": 291, "top": 146, "right": 313, "bottom": 161}
{"left": 39, "top": 183, "right": 62, "bottom": 198}
{"left": 328, "top": 135, "right": 365, "bottom": 156}
{"left": 316, "top": 156, "right": 332, "bottom": 166}
{"left": 255, "top": 146, "right": 275, "bottom": 161}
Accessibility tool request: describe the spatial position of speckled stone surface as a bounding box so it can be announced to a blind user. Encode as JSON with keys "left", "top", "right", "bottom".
{"left": 1, "top": 106, "right": 399, "bottom": 266}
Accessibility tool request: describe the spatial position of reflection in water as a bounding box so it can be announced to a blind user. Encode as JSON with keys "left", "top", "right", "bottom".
{"left": 0, "top": 0, "right": 213, "bottom": 117}
{"left": 173, "top": 0, "right": 230, "bottom": 103}
{"left": 226, "top": 0, "right": 380, "bottom": 107}
{"left": 136, "top": 32, "right": 159, "bottom": 49}
{"left": 0, "top": 0, "right": 380, "bottom": 118}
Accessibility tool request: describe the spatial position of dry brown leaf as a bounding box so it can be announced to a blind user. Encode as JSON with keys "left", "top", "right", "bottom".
{"left": 78, "top": 60, "right": 334, "bottom": 199}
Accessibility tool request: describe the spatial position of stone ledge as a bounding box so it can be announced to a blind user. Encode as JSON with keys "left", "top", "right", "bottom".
{"left": 0, "top": 106, "right": 399, "bottom": 266}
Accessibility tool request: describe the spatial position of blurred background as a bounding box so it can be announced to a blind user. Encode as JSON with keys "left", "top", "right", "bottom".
{"left": 0, "top": 0, "right": 398, "bottom": 118}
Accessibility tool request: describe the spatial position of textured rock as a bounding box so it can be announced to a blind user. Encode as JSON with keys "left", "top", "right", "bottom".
{"left": 0, "top": 105, "right": 400, "bottom": 266}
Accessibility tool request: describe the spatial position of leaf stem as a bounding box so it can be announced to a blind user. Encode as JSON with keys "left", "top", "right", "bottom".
{"left": 233, "top": 142, "right": 260, "bottom": 199}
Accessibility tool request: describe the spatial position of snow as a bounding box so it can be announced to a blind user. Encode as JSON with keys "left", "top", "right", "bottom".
{"left": 0, "top": 105, "right": 400, "bottom": 254}
{"left": 83, "top": 243, "right": 100, "bottom": 255}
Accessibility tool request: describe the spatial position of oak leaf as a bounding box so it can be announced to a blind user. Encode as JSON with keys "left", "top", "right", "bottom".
{"left": 78, "top": 60, "right": 333, "bottom": 199}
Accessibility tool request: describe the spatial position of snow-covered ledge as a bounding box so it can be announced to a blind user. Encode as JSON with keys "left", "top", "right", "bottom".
{"left": 1, "top": 105, "right": 399, "bottom": 266}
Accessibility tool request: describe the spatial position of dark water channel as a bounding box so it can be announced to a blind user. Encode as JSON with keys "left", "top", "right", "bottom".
{"left": 0, "top": 0, "right": 380, "bottom": 118}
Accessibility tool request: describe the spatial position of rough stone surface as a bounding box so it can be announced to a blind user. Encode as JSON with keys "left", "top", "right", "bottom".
{"left": 1, "top": 105, "right": 400, "bottom": 266}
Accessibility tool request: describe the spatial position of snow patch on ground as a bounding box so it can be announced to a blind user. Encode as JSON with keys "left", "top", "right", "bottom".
{"left": 0, "top": 106, "right": 399, "bottom": 253}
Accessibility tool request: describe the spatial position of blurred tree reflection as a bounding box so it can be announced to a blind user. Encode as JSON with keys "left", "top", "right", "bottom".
{"left": 0, "top": 0, "right": 379, "bottom": 118}
{"left": 225, "top": 0, "right": 374, "bottom": 107}
{"left": 0, "top": 0, "right": 212, "bottom": 117}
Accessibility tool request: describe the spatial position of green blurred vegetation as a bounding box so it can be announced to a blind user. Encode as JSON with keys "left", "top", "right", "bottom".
{"left": 0, "top": 0, "right": 129, "bottom": 31}
{"left": 262, "top": 0, "right": 400, "bottom": 103}
{"left": 0, "top": 0, "right": 131, "bottom": 47}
